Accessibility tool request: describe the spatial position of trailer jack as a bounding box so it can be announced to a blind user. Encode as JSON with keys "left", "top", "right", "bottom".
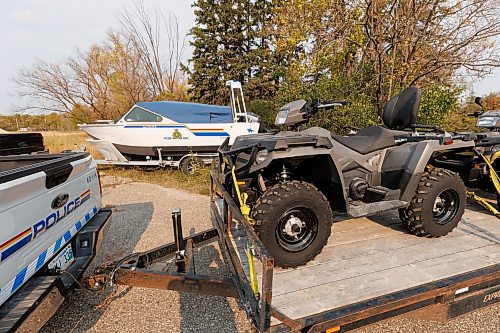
{"left": 86, "top": 209, "right": 238, "bottom": 298}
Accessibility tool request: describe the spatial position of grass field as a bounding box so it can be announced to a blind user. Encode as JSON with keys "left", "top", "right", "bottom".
{"left": 41, "top": 131, "right": 211, "bottom": 195}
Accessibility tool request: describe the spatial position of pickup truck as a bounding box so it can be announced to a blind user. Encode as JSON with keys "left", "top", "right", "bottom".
{"left": 0, "top": 140, "right": 111, "bottom": 332}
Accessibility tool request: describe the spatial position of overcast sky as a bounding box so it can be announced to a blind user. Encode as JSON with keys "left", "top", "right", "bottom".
{"left": 0, "top": 0, "right": 498, "bottom": 115}
{"left": 0, "top": 0, "right": 195, "bottom": 115}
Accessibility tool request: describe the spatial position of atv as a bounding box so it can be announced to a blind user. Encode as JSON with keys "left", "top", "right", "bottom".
{"left": 433, "top": 97, "right": 500, "bottom": 215}
{"left": 216, "top": 87, "right": 475, "bottom": 268}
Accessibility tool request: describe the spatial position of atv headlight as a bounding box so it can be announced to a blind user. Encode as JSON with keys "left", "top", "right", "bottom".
{"left": 256, "top": 150, "right": 269, "bottom": 164}
{"left": 477, "top": 116, "right": 500, "bottom": 128}
{"left": 275, "top": 109, "right": 289, "bottom": 125}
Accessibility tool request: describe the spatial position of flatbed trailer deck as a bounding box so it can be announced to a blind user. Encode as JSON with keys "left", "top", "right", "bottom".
{"left": 223, "top": 202, "right": 500, "bottom": 331}
{"left": 85, "top": 170, "right": 499, "bottom": 332}
{"left": 210, "top": 171, "right": 500, "bottom": 332}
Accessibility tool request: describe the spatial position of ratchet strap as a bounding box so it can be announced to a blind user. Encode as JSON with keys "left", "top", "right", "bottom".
{"left": 467, "top": 191, "right": 500, "bottom": 218}
{"left": 468, "top": 150, "right": 500, "bottom": 219}
{"left": 229, "top": 165, "right": 259, "bottom": 295}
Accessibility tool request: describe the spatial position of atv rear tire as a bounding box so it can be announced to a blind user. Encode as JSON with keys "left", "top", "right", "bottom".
{"left": 400, "top": 168, "right": 465, "bottom": 237}
{"left": 251, "top": 181, "right": 333, "bottom": 268}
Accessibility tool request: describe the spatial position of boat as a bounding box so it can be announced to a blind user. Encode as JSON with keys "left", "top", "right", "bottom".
{"left": 79, "top": 81, "right": 260, "bottom": 163}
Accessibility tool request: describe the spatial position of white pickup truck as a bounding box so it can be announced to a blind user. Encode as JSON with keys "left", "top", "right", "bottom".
{"left": 0, "top": 135, "right": 111, "bottom": 332}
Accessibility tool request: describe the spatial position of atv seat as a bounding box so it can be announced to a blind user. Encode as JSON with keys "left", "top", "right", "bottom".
{"left": 331, "top": 126, "right": 407, "bottom": 154}
{"left": 331, "top": 86, "right": 421, "bottom": 154}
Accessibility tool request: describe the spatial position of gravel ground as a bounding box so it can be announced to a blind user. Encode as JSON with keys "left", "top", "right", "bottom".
{"left": 41, "top": 176, "right": 499, "bottom": 333}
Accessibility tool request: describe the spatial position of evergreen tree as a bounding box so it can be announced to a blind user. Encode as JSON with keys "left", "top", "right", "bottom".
{"left": 185, "top": 0, "right": 277, "bottom": 105}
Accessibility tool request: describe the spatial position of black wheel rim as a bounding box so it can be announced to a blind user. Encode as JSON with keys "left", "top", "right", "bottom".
{"left": 433, "top": 189, "right": 460, "bottom": 225}
{"left": 275, "top": 207, "right": 318, "bottom": 252}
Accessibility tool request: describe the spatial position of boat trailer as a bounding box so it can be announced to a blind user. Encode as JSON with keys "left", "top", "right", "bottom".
{"left": 85, "top": 170, "right": 500, "bottom": 333}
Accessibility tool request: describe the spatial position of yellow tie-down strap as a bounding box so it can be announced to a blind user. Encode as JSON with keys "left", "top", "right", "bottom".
{"left": 230, "top": 165, "right": 253, "bottom": 223}
{"left": 230, "top": 166, "right": 259, "bottom": 296}
{"left": 468, "top": 151, "right": 500, "bottom": 219}
{"left": 467, "top": 191, "right": 500, "bottom": 219}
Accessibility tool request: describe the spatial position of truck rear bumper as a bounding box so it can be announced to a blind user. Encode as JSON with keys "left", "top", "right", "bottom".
{"left": 0, "top": 208, "right": 112, "bottom": 333}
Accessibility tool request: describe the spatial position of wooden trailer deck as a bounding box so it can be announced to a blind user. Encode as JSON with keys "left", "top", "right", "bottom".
{"left": 227, "top": 204, "right": 500, "bottom": 327}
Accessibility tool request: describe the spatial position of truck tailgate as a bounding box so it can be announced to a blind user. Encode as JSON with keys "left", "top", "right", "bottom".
{"left": 0, "top": 153, "right": 102, "bottom": 307}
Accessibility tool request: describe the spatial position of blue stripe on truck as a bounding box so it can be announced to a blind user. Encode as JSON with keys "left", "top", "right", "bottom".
{"left": 35, "top": 250, "right": 47, "bottom": 270}
{"left": 11, "top": 267, "right": 27, "bottom": 293}
{"left": 0, "top": 206, "right": 98, "bottom": 306}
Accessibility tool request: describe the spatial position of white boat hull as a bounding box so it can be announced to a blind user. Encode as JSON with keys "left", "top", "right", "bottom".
{"left": 80, "top": 122, "right": 259, "bottom": 158}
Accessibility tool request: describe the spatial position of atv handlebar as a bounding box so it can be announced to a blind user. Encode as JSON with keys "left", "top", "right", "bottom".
{"left": 468, "top": 111, "right": 483, "bottom": 118}
{"left": 311, "top": 99, "right": 349, "bottom": 112}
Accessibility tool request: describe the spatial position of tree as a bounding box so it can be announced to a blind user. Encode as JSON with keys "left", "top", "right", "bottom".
{"left": 185, "top": 0, "right": 277, "bottom": 105}
{"left": 264, "top": 0, "right": 500, "bottom": 130}
{"left": 482, "top": 92, "right": 500, "bottom": 110}
{"left": 361, "top": 0, "right": 500, "bottom": 112}
{"left": 15, "top": 4, "right": 187, "bottom": 121}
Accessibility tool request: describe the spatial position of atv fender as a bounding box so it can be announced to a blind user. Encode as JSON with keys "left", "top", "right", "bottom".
{"left": 399, "top": 140, "right": 474, "bottom": 202}
{"left": 250, "top": 147, "right": 349, "bottom": 211}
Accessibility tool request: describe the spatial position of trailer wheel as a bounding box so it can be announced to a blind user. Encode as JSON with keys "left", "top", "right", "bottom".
{"left": 180, "top": 156, "right": 204, "bottom": 175}
{"left": 400, "top": 168, "right": 465, "bottom": 237}
{"left": 251, "top": 181, "right": 333, "bottom": 268}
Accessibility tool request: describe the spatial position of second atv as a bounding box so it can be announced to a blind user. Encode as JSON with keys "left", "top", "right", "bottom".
{"left": 217, "top": 87, "right": 475, "bottom": 268}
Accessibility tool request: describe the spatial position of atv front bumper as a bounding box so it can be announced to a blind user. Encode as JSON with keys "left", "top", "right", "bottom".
{"left": 216, "top": 137, "right": 260, "bottom": 182}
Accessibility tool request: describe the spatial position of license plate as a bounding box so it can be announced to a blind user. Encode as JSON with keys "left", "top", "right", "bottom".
{"left": 48, "top": 243, "right": 74, "bottom": 271}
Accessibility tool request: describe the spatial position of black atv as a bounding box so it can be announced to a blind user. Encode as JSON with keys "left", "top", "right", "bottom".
{"left": 217, "top": 87, "right": 475, "bottom": 268}
{"left": 433, "top": 97, "right": 500, "bottom": 212}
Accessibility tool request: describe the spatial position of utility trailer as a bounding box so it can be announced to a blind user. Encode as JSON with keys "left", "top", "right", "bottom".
{"left": 86, "top": 169, "right": 500, "bottom": 333}
{"left": 87, "top": 140, "right": 218, "bottom": 173}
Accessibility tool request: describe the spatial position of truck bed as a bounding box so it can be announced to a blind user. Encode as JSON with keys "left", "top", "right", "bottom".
{"left": 227, "top": 205, "right": 500, "bottom": 327}
{"left": 0, "top": 153, "right": 87, "bottom": 180}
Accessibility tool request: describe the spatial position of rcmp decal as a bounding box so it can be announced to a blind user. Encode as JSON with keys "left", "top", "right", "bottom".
{"left": 0, "top": 189, "right": 91, "bottom": 262}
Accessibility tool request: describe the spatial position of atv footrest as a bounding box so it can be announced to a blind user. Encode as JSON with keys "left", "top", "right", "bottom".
{"left": 349, "top": 200, "right": 407, "bottom": 218}
{"left": 364, "top": 186, "right": 401, "bottom": 202}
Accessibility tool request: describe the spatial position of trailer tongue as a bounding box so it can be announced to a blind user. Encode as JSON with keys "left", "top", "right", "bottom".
{"left": 83, "top": 169, "right": 500, "bottom": 333}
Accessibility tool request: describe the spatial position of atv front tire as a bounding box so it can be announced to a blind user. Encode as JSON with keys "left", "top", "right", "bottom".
{"left": 400, "top": 168, "right": 465, "bottom": 237}
{"left": 251, "top": 181, "right": 333, "bottom": 268}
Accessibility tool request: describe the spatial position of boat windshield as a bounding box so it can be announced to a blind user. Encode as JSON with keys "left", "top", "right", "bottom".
{"left": 124, "top": 107, "right": 162, "bottom": 122}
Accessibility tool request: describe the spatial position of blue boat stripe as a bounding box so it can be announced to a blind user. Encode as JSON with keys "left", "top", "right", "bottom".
{"left": 85, "top": 213, "right": 91, "bottom": 222}
{"left": 124, "top": 125, "right": 184, "bottom": 128}
{"left": 75, "top": 221, "right": 82, "bottom": 231}
{"left": 93, "top": 206, "right": 98, "bottom": 214}
{"left": 193, "top": 132, "right": 229, "bottom": 137}
{"left": 11, "top": 267, "right": 27, "bottom": 293}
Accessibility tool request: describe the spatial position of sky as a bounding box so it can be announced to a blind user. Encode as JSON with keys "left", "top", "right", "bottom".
{"left": 0, "top": 0, "right": 195, "bottom": 115}
{"left": 0, "top": 0, "right": 499, "bottom": 115}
